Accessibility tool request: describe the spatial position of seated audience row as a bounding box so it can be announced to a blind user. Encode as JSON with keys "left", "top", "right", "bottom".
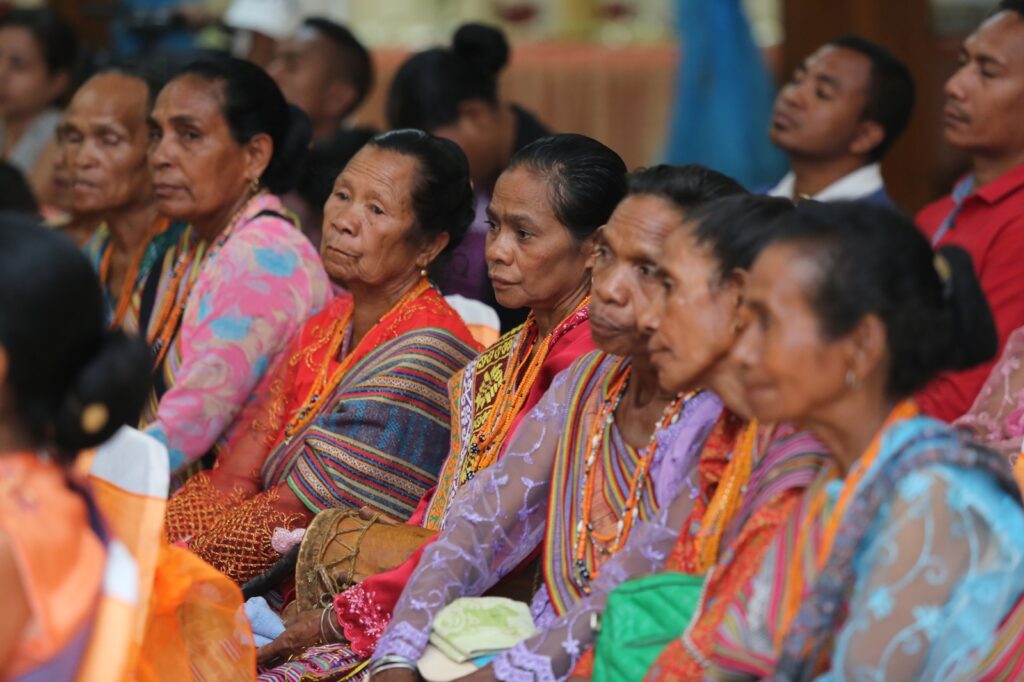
{"left": 5, "top": 3, "right": 1024, "bottom": 681}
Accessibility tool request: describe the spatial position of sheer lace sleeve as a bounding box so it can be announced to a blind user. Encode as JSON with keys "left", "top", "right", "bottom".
{"left": 372, "top": 370, "right": 574, "bottom": 663}
{"left": 956, "top": 325, "right": 1024, "bottom": 461}
{"left": 828, "top": 465, "right": 1024, "bottom": 681}
{"left": 493, "top": 487, "right": 701, "bottom": 682}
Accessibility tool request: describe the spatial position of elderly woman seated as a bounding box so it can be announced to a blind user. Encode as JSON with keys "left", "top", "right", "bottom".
{"left": 166, "top": 128, "right": 484, "bottom": 584}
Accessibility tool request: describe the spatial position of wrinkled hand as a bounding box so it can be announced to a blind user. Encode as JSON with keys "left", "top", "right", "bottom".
{"left": 256, "top": 608, "right": 339, "bottom": 667}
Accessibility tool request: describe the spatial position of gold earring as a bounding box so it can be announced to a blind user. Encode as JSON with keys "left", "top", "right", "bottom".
{"left": 420, "top": 268, "right": 428, "bottom": 277}
{"left": 249, "top": 178, "right": 259, "bottom": 193}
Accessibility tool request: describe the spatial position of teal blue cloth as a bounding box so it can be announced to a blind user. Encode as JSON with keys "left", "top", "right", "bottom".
{"left": 82, "top": 220, "right": 187, "bottom": 324}
{"left": 245, "top": 596, "right": 285, "bottom": 647}
{"left": 773, "top": 415, "right": 1024, "bottom": 681}
{"left": 665, "top": 0, "right": 786, "bottom": 189}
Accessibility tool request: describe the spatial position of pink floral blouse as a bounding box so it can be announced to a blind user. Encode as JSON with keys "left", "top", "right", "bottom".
{"left": 140, "top": 193, "right": 331, "bottom": 472}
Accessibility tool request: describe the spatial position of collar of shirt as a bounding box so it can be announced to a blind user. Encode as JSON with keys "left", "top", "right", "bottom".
{"left": 767, "top": 162, "right": 885, "bottom": 202}
{"left": 973, "top": 162, "right": 1024, "bottom": 205}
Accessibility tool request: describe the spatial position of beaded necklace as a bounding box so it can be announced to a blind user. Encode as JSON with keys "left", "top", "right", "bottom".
{"left": 148, "top": 194, "right": 259, "bottom": 369}
{"left": 571, "top": 356, "right": 694, "bottom": 591}
{"left": 462, "top": 295, "right": 591, "bottom": 482}
{"left": 99, "top": 216, "right": 171, "bottom": 329}
{"left": 776, "top": 398, "right": 919, "bottom": 648}
{"left": 281, "top": 277, "right": 432, "bottom": 443}
{"left": 691, "top": 419, "right": 759, "bottom": 572}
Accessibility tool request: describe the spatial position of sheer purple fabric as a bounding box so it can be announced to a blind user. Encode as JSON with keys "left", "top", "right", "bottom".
{"left": 373, "top": 353, "right": 724, "bottom": 681}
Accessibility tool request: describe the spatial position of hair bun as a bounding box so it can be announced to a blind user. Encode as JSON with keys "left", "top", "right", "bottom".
{"left": 936, "top": 244, "right": 997, "bottom": 372}
{"left": 263, "top": 104, "right": 312, "bottom": 195}
{"left": 452, "top": 23, "right": 509, "bottom": 76}
{"left": 52, "top": 331, "right": 152, "bottom": 454}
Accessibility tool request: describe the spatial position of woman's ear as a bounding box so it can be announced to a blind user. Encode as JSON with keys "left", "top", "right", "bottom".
{"left": 584, "top": 227, "right": 605, "bottom": 269}
{"left": 848, "top": 312, "right": 888, "bottom": 382}
{"left": 580, "top": 231, "right": 600, "bottom": 264}
{"left": 727, "top": 269, "right": 749, "bottom": 307}
{"left": 245, "top": 132, "right": 275, "bottom": 186}
{"left": 418, "top": 231, "right": 451, "bottom": 270}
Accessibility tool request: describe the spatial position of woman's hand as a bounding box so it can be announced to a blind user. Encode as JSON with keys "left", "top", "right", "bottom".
{"left": 256, "top": 607, "right": 340, "bottom": 666}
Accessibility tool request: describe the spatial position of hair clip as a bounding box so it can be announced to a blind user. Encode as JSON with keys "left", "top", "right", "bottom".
{"left": 80, "top": 402, "right": 109, "bottom": 435}
{"left": 933, "top": 253, "right": 953, "bottom": 301}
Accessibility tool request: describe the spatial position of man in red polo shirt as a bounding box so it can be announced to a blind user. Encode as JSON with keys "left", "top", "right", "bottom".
{"left": 917, "top": 0, "right": 1024, "bottom": 422}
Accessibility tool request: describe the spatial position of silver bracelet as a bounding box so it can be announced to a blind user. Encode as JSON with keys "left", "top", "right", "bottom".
{"left": 368, "top": 654, "right": 418, "bottom": 677}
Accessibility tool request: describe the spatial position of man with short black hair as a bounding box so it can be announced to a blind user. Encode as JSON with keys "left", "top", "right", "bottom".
{"left": 268, "top": 17, "right": 374, "bottom": 143}
{"left": 767, "top": 35, "right": 915, "bottom": 204}
{"left": 917, "top": 0, "right": 1024, "bottom": 421}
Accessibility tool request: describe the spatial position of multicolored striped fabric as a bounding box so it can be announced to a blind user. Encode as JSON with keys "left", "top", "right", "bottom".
{"left": 542, "top": 352, "right": 719, "bottom": 616}
{"left": 641, "top": 423, "right": 827, "bottom": 681}
{"left": 258, "top": 643, "right": 366, "bottom": 682}
{"left": 261, "top": 322, "right": 481, "bottom": 519}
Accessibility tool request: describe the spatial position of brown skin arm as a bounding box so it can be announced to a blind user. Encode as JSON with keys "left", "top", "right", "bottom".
{"left": 0, "top": 530, "right": 30, "bottom": 678}
{"left": 256, "top": 607, "right": 339, "bottom": 666}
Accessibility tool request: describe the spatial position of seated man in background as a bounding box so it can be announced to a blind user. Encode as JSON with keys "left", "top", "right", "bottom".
{"left": 267, "top": 17, "right": 377, "bottom": 248}
{"left": 766, "top": 35, "right": 914, "bottom": 204}
{"left": 268, "top": 17, "right": 374, "bottom": 144}
{"left": 917, "top": 0, "right": 1024, "bottom": 422}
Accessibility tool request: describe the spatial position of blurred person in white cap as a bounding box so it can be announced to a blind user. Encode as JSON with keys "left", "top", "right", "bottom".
{"left": 222, "top": 0, "right": 348, "bottom": 67}
{"left": 267, "top": 16, "right": 373, "bottom": 143}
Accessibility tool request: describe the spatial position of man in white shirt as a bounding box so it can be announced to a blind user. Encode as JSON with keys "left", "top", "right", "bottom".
{"left": 767, "top": 35, "right": 915, "bottom": 205}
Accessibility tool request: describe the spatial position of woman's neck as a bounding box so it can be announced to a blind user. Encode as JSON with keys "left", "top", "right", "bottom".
{"left": 702, "top": 359, "right": 753, "bottom": 422}
{"left": 626, "top": 353, "right": 673, "bottom": 408}
{"left": 613, "top": 353, "right": 675, "bottom": 449}
{"left": 107, "top": 201, "right": 159, "bottom": 254}
{"left": 192, "top": 190, "right": 253, "bottom": 242}
{"left": 533, "top": 279, "right": 589, "bottom": 339}
{"left": 347, "top": 270, "right": 423, "bottom": 348}
{"left": 804, "top": 391, "right": 899, "bottom": 476}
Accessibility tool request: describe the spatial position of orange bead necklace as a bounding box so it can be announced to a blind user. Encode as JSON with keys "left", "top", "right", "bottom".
{"left": 776, "top": 398, "right": 919, "bottom": 648}
{"left": 691, "top": 419, "right": 760, "bottom": 573}
{"left": 148, "top": 196, "right": 257, "bottom": 369}
{"left": 281, "top": 277, "right": 432, "bottom": 443}
{"left": 572, "top": 356, "right": 696, "bottom": 590}
{"left": 99, "top": 216, "right": 171, "bottom": 329}
{"left": 463, "top": 295, "right": 591, "bottom": 481}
